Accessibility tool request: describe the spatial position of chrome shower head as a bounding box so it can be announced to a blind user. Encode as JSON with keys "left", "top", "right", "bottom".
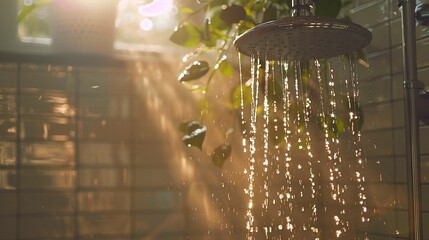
{"left": 234, "top": 16, "right": 372, "bottom": 61}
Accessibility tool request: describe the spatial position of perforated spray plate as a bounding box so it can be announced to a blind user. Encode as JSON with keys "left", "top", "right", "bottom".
{"left": 234, "top": 16, "right": 372, "bottom": 61}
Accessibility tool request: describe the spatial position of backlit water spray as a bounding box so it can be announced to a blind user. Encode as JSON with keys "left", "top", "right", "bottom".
{"left": 239, "top": 54, "right": 369, "bottom": 239}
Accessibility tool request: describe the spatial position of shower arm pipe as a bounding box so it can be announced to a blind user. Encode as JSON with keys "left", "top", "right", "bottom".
{"left": 399, "top": 0, "right": 429, "bottom": 239}
{"left": 291, "top": 0, "right": 314, "bottom": 16}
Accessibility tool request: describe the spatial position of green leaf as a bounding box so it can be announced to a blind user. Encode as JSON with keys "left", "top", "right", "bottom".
{"left": 182, "top": 128, "right": 206, "bottom": 149}
{"left": 215, "top": 57, "right": 233, "bottom": 77}
{"left": 179, "top": 120, "right": 200, "bottom": 134}
{"left": 263, "top": 4, "right": 277, "bottom": 23}
{"left": 170, "top": 23, "right": 201, "bottom": 48}
{"left": 179, "top": 7, "right": 194, "bottom": 15}
{"left": 211, "top": 28, "right": 229, "bottom": 41}
{"left": 211, "top": 143, "right": 232, "bottom": 168}
{"left": 219, "top": 4, "right": 247, "bottom": 24}
{"left": 178, "top": 61, "right": 210, "bottom": 82}
{"left": 198, "top": 22, "right": 218, "bottom": 47}
{"left": 315, "top": 0, "right": 342, "bottom": 18}
{"left": 209, "top": 8, "right": 230, "bottom": 31}
{"left": 336, "top": 118, "right": 345, "bottom": 135}
{"left": 245, "top": 0, "right": 265, "bottom": 11}
{"left": 181, "top": 121, "right": 207, "bottom": 150}
{"left": 195, "top": 15, "right": 229, "bottom": 47}
{"left": 238, "top": 19, "right": 256, "bottom": 35}
{"left": 209, "top": 0, "right": 228, "bottom": 8}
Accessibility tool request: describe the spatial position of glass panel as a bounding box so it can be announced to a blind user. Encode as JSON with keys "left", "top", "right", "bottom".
{"left": 79, "top": 143, "right": 129, "bottom": 166}
{"left": 79, "top": 168, "right": 130, "bottom": 187}
{"left": 135, "top": 191, "right": 182, "bottom": 210}
{"left": 21, "top": 141, "right": 75, "bottom": 166}
{"left": 78, "top": 191, "right": 130, "bottom": 212}
{"left": 78, "top": 214, "right": 130, "bottom": 236}
{"left": 0, "top": 169, "right": 16, "bottom": 190}
{"left": 20, "top": 192, "right": 74, "bottom": 214}
{"left": 19, "top": 216, "right": 74, "bottom": 239}
{"left": 17, "top": 0, "right": 50, "bottom": 41}
{"left": 20, "top": 169, "right": 75, "bottom": 189}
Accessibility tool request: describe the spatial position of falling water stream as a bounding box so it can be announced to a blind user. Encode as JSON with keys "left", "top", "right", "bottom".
{"left": 239, "top": 54, "right": 369, "bottom": 239}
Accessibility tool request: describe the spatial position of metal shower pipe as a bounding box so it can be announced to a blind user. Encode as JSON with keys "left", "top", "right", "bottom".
{"left": 399, "top": 0, "right": 427, "bottom": 239}
{"left": 291, "top": 0, "right": 314, "bottom": 16}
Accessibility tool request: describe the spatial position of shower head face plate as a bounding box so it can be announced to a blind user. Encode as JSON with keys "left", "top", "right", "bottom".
{"left": 234, "top": 16, "right": 372, "bottom": 61}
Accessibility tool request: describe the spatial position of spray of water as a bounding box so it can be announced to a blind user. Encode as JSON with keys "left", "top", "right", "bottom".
{"left": 239, "top": 54, "right": 369, "bottom": 239}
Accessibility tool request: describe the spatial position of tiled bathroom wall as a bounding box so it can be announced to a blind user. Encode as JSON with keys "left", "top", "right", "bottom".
{"left": 350, "top": 0, "right": 429, "bottom": 239}
{"left": 0, "top": 59, "right": 198, "bottom": 239}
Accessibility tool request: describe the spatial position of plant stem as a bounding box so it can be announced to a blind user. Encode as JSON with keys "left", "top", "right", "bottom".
{"left": 199, "top": 26, "right": 235, "bottom": 123}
